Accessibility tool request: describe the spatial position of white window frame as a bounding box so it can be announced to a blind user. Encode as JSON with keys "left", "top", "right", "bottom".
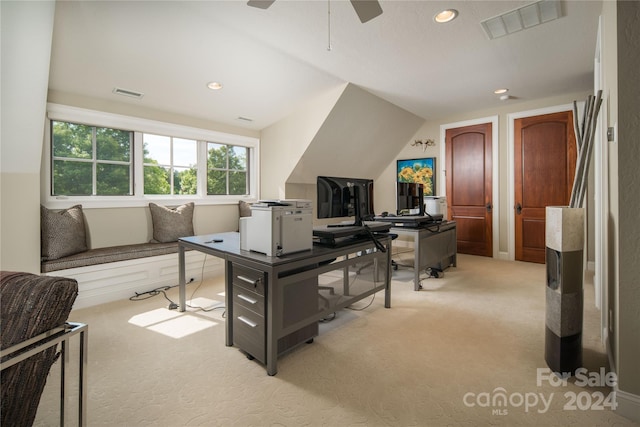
{"left": 43, "top": 103, "right": 260, "bottom": 209}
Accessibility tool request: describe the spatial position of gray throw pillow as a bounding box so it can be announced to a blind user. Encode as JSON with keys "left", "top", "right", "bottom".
{"left": 239, "top": 200, "right": 252, "bottom": 218}
{"left": 149, "top": 202, "right": 195, "bottom": 243}
{"left": 41, "top": 204, "right": 88, "bottom": 261}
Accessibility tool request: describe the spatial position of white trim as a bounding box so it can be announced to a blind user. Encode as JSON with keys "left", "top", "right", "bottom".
{"left": 594, "top": 16, "right": 609, "bottom": 345}
{"left": 43, "top": 103, "right": 260, "bottom": 209}
{"left": 440, "top": 116, "right": 499, "bottom": 259}
{"left": 506, "top": 103, "right": 581, "bottom": 260}
{"left": 615, "top": 389, "right": 640, "bottom": 423}
{"left": 45, "top": 251, "right": 224, "bottom": 310}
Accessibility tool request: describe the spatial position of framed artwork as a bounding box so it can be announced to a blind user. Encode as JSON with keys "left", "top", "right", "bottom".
{"left": 397, "top": 157, "right": 436, "bottom": 196}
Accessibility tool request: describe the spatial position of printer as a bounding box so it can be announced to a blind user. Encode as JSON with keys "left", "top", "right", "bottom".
{"left": 242, "top": 199, "right": 313, "bottom": 256}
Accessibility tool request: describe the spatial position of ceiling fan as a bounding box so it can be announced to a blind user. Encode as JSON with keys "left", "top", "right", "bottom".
{"left": 247, "top": 0, "right": 383, "bottom": 23}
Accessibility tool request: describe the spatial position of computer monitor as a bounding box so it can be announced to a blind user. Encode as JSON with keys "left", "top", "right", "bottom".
{"left": 396, "top": 182, "right": 424, "bottom": 216}
{"left": 317, "top": 176, "right": 374, "bottom": 226}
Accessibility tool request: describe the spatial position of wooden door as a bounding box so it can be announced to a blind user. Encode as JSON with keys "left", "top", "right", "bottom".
{"left": 445, "top": 123, "right": 493, "bottom": 257}
{"left": 514, "top": 111, "right": 576, "bottom": 263}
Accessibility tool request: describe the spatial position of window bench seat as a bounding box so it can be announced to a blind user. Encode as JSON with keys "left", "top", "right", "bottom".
{"left": 41, "top": 242, "right": 182, "bottom": 273}
{"left": 41, "top": 242, "right": 223, "bottom": 310}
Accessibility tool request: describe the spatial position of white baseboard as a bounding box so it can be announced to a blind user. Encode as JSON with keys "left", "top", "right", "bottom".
{"left": 605, "top": 332, "right": 640, "bottom": 423}
{"left": 615, "top": 389, "right": 640, "bottom": 423}
{"left": 45, "top": 251, "right": 223, "bottom": 310}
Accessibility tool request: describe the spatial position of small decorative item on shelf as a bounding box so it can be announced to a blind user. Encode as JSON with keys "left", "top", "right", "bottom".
{"left": 410, "top": 138, "right": 435, "bottom": 151}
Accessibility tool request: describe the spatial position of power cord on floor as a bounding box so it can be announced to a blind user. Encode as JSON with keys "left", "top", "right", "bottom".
{"left": 184, "top": 254, "right": 226, "bottom": 316}
{"left": 129, "top": 278, "right": 194, "bottom": 308}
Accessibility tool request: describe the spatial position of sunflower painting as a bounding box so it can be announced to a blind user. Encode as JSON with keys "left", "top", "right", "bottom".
{"left": 397, "top": 158, "right": 436, "bottom": 196}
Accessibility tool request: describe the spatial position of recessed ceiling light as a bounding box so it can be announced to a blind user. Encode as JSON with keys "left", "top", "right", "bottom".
{"left": 434, "top": 9, "right": 458, "bottom": 23}
{"left": 494, "top": 88, "right": 509, "bottom": 94}
{"left": 207, "top": 81, "right": 223, "bottom": 90}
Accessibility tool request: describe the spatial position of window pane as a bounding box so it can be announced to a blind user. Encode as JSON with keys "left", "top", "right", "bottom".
{"left": 53, "top": 160, "right": 92, "bottom": 195}
{"left": 97, "top": 164, "right": 131, "bottom": 195}
{"left": 52, "top": 121, "right": 92, "bottom": 159}
{"left": 173, "top": 138, "right": 197, "bottom": 167}
{"left": 207, "top": 169, "right": 227, "bottom": 195}
{"left": 174, "top": 167, "right": 197, "bottom": 195}
{"left": 144, "top": 165, "right": 170, "bottom": 194}
{"left": 207, "top": 143, "right": 227, "bottom": 169}
{"left": 229, "top": 171, "right": 247, "bottom": 195}
{"left": 230, "top": 146, "right": 247, "bottom": 170}
{"left": 96, "top": 127, "right": 131, "bottom": 162}
{"left": 144, "top": 134, "right": 171, "bottom": 165}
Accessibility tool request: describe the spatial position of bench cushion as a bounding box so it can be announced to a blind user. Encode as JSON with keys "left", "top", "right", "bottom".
{"left": 41, "top": 242, "right": 180, "bottom": 273}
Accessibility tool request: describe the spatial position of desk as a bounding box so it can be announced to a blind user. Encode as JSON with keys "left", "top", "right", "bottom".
{"left": 392, "top": 221, "right": 457, "bottom": 291}
{"left": 178, "top": 232, "right": 391, "bottom": 375}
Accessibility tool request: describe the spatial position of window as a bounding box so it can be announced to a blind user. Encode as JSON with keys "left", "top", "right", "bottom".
{"left": 143, "top": 134, "right": 197, "bottom": 195}
{"left": 207, "top": 142, "right": 248, "bottom": 195}
{"left": 51, "top": 121, "right": 133, "bottom": 196}
{"left": 44, "top": 104, "right": 260, "bottom": 208}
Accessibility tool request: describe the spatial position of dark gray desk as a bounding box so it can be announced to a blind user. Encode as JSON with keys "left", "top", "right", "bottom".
{"left": 391, "top": 221, "right": 457, "bottom": 291}
{"left": 178, "top": 232, "right": 391, "bottom": 375}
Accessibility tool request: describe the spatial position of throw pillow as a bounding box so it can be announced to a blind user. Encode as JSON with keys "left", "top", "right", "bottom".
{"left": 149, "top": 202, "right": 195, "bottom": 243}
{"left": 41, "top": 205, "right": 88, "bottom": 261}
{"left": 238, "top": 200, "right": 252, "bottom": 218}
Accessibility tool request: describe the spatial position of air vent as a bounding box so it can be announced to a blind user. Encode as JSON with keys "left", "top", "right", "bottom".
{"left": 112, "top": 87, "right": 144, "bottom": 99}
{"left": 236, "top": 117, "right": 253, "bottom": 122}
{"left": 481, "top": 0, "right": 561, "bottom": 40}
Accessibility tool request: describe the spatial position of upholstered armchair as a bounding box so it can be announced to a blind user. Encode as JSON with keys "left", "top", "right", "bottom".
{"left": 1, "top": 271, "right": 78, "bottom": 427}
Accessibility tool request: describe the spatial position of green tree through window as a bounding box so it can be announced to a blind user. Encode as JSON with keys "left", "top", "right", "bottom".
{"left": 207, "top": 143, "right": 248, "bottom": 195}
{"left": 51, "top": 121, "right": 132, "bottom": 196}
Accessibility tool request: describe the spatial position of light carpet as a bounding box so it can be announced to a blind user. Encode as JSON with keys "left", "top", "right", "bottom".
{"left": 33, "top": 254, "right": 637, "bottom": 426}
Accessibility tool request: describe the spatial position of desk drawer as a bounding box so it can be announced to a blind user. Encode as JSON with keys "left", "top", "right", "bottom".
{"left": 233, "top": 304, "right": 265, "bottom": 363}
{"left": 232, "top": 264, "right": 265, "bottom": 296}
{"left": 233, "top": 285, "right": 265, "bottom": 316}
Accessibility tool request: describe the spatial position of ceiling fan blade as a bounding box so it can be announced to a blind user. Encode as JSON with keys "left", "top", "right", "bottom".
{"left": 350, "top": 0, "right": 383, "bottom": 23}
{"left": 247, "top": 0, "right": 275, "bottom": 10}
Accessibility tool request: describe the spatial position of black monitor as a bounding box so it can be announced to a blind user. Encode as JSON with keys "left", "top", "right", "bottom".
{"left": 396, "top": 182, "right": 424, "bottom": 216}
{"left": 317, "top": 176, "right": 374, "bottom": 226}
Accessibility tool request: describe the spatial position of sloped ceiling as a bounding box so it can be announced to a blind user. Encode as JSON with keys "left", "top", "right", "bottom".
{"left": 287, "top": 84, "right": 424, "bottom": 184}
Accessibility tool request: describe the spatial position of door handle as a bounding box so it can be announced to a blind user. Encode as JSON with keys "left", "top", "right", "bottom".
{"left": 486, "top": 203, "right": 492, "bottom": 213}
{"left": 516, "top": 203, "right": 522, "bottom": 214}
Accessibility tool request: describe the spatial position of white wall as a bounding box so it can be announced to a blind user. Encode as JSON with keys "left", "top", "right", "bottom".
{"left": 0, "top": 1, "right": 56, "bottom": 273}
{"left": 260, "top": 84, "right": 347, "bottom": 199}
{"left": 612, "top": 0, "right": 640, "bottom": 420}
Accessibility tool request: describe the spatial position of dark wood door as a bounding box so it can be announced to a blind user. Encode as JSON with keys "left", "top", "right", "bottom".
{"left": 514, "top": 111, "right": 576, "bottom": 263}
{"left": 445, "top": 123, "right": 493, "bottom": 257}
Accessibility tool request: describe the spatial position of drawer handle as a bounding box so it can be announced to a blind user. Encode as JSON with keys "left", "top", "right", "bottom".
{"left": 238, "top": 315, "right": 258, "bottom": 328}
{"left": 237, "top": 275, "right": 259, "bottom": 286}
{"left": 238, "top": 293, "right": 258, "bottom": 305}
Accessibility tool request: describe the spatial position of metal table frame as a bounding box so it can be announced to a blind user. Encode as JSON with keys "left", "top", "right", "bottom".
{"left": 391, "top": 221, "right": 457, "bottom": 291}
{"left": 178, "top": 232, "right": 391, "bottom": 375}
{"left": 0, "top": 322, "right": 88, "bottom": 426}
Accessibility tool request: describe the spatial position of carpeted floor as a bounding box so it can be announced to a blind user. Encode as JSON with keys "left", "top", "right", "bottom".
{"left": 34, "top": 253, "right": 637, "bottom": 426}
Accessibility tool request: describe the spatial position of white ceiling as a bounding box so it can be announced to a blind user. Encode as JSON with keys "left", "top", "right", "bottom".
{"left": 49, "top": 0, "right": 603, "bottom": 131}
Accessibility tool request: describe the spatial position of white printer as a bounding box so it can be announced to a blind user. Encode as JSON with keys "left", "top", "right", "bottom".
{"left": 243, "top": 199, "right": 313, "bottom": 257}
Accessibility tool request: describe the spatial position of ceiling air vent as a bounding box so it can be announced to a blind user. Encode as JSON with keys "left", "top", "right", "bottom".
{"left": 112, "top": 87, "right": 144, "bottom": 99}
{"left": 236, "top": 116, "right": 253, "bottom": 122}
{"left": 481, "top": 0, "right": 562, "bottom": 40}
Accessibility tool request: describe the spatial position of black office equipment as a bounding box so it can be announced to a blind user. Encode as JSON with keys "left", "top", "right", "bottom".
{"left": 317, "top": 176, "right": 374, "bottom": 227}
{"left": 374, "top": 214, "right": 443, "bottom": 228}
{"left": 396, "top": 182, "right": 424, "bottom": 216}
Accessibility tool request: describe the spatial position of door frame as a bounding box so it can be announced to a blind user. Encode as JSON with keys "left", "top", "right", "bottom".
{"left": 507, "top": 103, "right": 584, "bottom": 261}
{"left": 440, "top": 115, "right": 499, "bottom": 259}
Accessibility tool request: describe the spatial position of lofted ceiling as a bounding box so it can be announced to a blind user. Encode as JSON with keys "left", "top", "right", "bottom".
{"left": 48, "top": 0, "right": 602, "bottom": 131}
